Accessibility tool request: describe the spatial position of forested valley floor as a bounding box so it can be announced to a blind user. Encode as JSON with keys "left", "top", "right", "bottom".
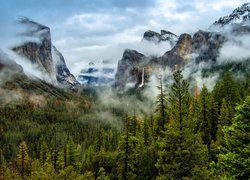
{"left": 0, "top": 70, "right": 249, "bottom": 179}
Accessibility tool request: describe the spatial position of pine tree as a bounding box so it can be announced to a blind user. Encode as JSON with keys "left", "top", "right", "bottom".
{"left": 155, "top": 77, "right": 168, "bottom": 133}
{"left": 210, "top": 97, "right": 219, "bottom": 141}
{"left": 212, "top": 96, "right": 250, "bottom": 179}
{"left": 156, "top": 70, "right": 209, "bottom": 179}
{"left": 97, "top": 167, "right": 110, "bottom": 180}
{"left": 16, "top": 141, "right": 31, "bottom": 178}
{"left": 117, "top": 115, "right": 139, "bottom": 180}
{"left": 168, "top": 70, "right": 190, "bottom": 142}
{"left": 39, "top": 142, "right": 51, "bottom": 166}
{"left": 213, "top": 71, "right": 240, "bottom": 107}
{"left": 68, "top": 137, "right": 77, "bottom": 167}
{"left": 199, "top": 86, "right": 212, "bottom": 156}
{"left": 218, "top": 99, "right": 234, "bottom": 127}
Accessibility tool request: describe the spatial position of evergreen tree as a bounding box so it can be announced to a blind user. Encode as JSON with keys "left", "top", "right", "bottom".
{"left": 213, "top": 71, "right": 240, "bottom": 107}
{"left": 97, "top": 167, "right": 110, "bottom": 180}
{"left": 218, "top": 99, "right": 234, "bottom": 127}
{"left": 16, "top": 141, "right": 31, "bottom": 178}
{"left": 155, "top": 77, "right": 168, "bottom": 132}
{"left": 212, "top": 96, "right": 250, "bottom": 179}
{"left": 156, "top": 70, "right": 209, "bottom": 179}
{"left": 117, "top": 115, "right": 139, "bottom": 180}
{"left": 199, "top": 86, "right": 212, "bottom": 156}
{"left": 39, "top": 142, "right": 51, "bottom": 166}
{"left": 168, "top": 70, "right": 190, "bottom": 142}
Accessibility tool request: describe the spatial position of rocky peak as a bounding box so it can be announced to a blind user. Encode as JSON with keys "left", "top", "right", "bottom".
{"left": 12, "top": 18, "right": 79, "bottom": 88}
{"left": 142, "top": 29, "right": 178, "bottom": 47}
{"left": 143, "top": 30, "right": 161, "bottom": 43}
{"left": 52, "top": 46, "right": 80, "bottom": 87}
{"left": 212, "top": 3, "right": 250, "bottom": 27}
{"left": 19, "top": 17, "right": 51, "bottom": 41}
{"left": 122, "top": 49, "right": 145, "bottom": 63}
{"left": 171, "top": 33, "right": 192, "bottom": 59}
{"left": 161, "top": 30, "right": 177, "bottom": 40}
{"left": 114, "top": 49, "right": 146, "bottom": 89}
{"left": 13, "top": 18, "right": 53, "bottom": 74}
{"left": 192, "top": 30, "right": 225, "bottom": 63}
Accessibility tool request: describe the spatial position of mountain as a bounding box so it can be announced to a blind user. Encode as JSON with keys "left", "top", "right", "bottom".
{"left": 192, "top": 30, "right": 224, "bottom": 63}
{"left": 114, "top": 49, "right": 147, "bottom": 89}
{"left": 212, "top": 3, "right": 250, "bottom": 27}
{"left": 0, "top": 50, "right": 23, "bottom": 72}
{"left": 77, "top": 60, "right": 115, "bottom": 86}
{"left": 142, "top": 29, "right": 178, "bottom": 47}
{"left": 0, "top": 51, "right": 72, "bottom": 105}
{"left": 12, "top": 17, "right": 79, "bottom": 88}
{"left": 211, "top": 3, "right": 250, "bottom": 35}
{"left": 115, "top": 33, "right": 192, "bottom": 89}
{"left": 114, "top": 4, "right": 250, "bottom": 89}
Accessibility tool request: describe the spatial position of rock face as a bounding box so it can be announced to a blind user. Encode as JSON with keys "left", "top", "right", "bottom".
{"left": 192, "top": 31, "right": 225, "bottom": 63}
{"left": 142, "top": 29, "right": 178, "bottom": 47}
{"left": 13, "top": 18, "right": 54, "bottom": 74}
{"left": 115, "top": 3, "right": 250, "bottom": 89}
{"left": 115, "top": 34, "right": 192, "bottom": 89}
{"left": 52, "top": 46, "right": 80, "bottom": 87}
{"left": 211, "top": 3, "right": 250, "bottom": 35}
{"left": 114, "top": 49, "right": 148, "bottom": 89}
{"left": 12, "top": 17, "right": 79, "bottom": 88}
{"left": 149, "top": 33, "right": 192, "bottom": 69}
{"left": 212, "top": 3, "right": 250, "bottom": 27}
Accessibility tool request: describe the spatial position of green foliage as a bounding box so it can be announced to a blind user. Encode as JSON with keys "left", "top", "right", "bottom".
{"left": 0, "top": 70, "right": 249, "bottom": 179}
{"left": 213, "top": 71, "right": 241, "bottom": 107}
{"left": 16, "top": 141, "right": 31, "bottom": 178}
{"left": 156, "top": 71, "right": 209, "bottom": 179}
{"left": 212, "top": 96, "right": 250, "bottom": 179}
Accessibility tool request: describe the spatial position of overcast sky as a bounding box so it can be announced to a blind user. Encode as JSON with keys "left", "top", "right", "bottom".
{"left": 0, "top": 0, "right": 249, "bottom": 75}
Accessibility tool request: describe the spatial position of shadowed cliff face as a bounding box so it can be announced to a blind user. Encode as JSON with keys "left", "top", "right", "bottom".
{"left": 115, "top": 34, "right": 192, "bottom": 89}
{"left": 114, "top": 49, "right": 146, "bottom": 89}
{"left": 52, "top": 46, "right": 80, "bottom": 87}
{"left": 114, "top": 4, "right": 250, "bottom": 89}
{"left": 192, "top": 31, "right": 225, "bottom": 63}
{"left": 12, "top": 18, "right": 79, "bottom": 88}
{"left": 13, "top": 38, "right": 54, "bottom": 74}
{"left": 142, "top": 29, "right": 178, "bottom": 48}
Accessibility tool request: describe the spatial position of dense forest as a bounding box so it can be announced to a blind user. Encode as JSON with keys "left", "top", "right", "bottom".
{"left": 0, "top": 70, "right": 249, "bottom": 179}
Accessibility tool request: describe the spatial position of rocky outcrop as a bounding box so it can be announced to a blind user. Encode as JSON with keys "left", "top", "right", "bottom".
{"left": 142, "top": 29, "right": 178, "bottom": 47}
{"left": 115, "top": 34, "right": 192, "bottom": 89}
{"left": 143, "top": 30, "right": 162, "bottom": 43}
{"left": 211, "top": 3, "right": 250, "bottom": 35}
{"left": 212, "top": 3, "right": 250, "bottom": 27}
{"left": 149, "top": 33, "right": 192, "bottom": 69}
{"left": 52, "top": 46, "right": 80, "bottom": 87}
{"left": 114, "top": 49, "right": 148, "bottom": 88}
{"left": 192, "top": 31, "right": 225, "bottom": 63}
{"left": 12, "top": 17, "right": 79, "bottom": 88}
{"left": 13, "top": 18, "right": 54, "bottom": 74}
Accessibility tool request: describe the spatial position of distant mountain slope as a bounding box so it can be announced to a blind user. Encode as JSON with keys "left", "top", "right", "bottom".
{"left": 212, "top": 3, "right": 250, "bottom": 27}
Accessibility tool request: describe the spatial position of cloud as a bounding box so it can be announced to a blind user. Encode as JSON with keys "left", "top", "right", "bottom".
{"left": 1, "top": 0, "right": 250, "bottom": 78}
{"left": 195, "top": 0, "right": 248, "bottom": 11}
{"left": 218, "top": 35, "right": 250, "bottom": 62}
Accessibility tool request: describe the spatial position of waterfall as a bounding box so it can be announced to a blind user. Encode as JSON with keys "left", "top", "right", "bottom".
{"left": 139, "top": 67, "right": 145, "bottom": 88}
